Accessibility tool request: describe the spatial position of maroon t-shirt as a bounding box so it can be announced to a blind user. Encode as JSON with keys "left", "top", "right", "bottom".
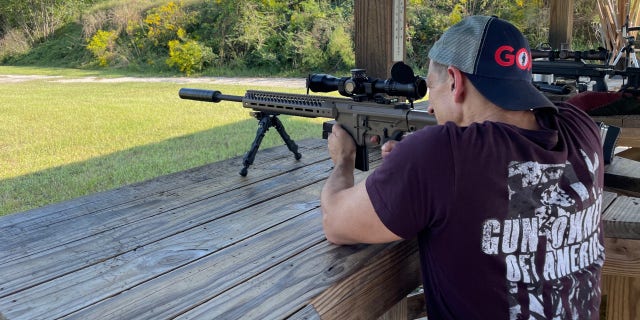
{"left": 366, "top": 103, "right": 605, "bottom": 319}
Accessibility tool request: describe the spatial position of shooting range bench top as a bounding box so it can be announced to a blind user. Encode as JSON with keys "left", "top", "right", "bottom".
{"left": 0, "top": 139, "right": 638, "bottom": 320}
{"left": 0, "top": 139, "right": 420, "bottom": 320}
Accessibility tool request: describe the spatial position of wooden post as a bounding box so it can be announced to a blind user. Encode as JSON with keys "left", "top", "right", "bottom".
{"left": 548, "top": 0, "right": 575, "bottom": 50}
{"left": 354, "top": 0, "right": 406, "bottom": 79}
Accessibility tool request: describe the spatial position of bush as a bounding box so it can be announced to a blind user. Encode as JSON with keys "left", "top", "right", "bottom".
{"left": 326, "top": 24, "right": 355, "bottom": 70}
{"left": 0, "top": 29, "right": 31, "bottom": 61}
{"left": 87, "top": 29, "right": 119, "bottom": 66}
{"left": 166, "top": 36, "right": 215, "bottom": 75}
{"left": 143, "top": 1, "right": 195, "bottom": 47}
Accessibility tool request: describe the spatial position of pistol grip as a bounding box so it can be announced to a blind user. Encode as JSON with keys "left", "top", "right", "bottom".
{"left": 355, "top": 145, "right": 369, "bottom": 171}
{"left": 324, "top": 120, "right": 369, "bottom": 171}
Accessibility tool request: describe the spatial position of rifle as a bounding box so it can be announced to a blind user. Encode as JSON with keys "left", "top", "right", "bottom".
{"left": 531, "top": 60, "right": 614, "bottom": 92}
{"left": 179, "top": 62, "right": 436, "bottom": 176}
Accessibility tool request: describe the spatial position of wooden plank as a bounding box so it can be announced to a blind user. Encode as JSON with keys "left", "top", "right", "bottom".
{"left": 602, "top": 196, "right": 640, "bottom": 239}
{"left": 288, "top": 305, "right": 322, "bottom": 320}
{"left": 603, "top": 190, "right": 619, "bottom": 209}
{"left": 604, "top": 156, "right": 640, "bottom": 193}
{"left": 591, "top": 115, "right": 640, "bottom": 127}
{"left": 308, "top": 239, "right": 420, "bottom": 320}
{"left": 618, "top": 128, "right": 640, "bottom": 148}
{"left": 617, "top": 147, "right": 640, "bottom": 161}
{"left": 633, "top": 0, "right": 640, "bottom": 28}
{"left": 603, "top": 237, "right": 640, "bottom": 277}
{"left": 406, "top": 291, "right": 428, "bottom": 320}
{"left": 0, "top": 140, "right": 329, "bottom": 264}
{"left": 0, "top": 154, "right": 336, "bottom": 299}
{"left": 64, "top": 161, "right": 379, "bottom": 319}
{"left": 377, "top": 296, "right": 407, "bottom": 320}
{"left": 0, "top": 138, "right": 328, "bottom": 235}
{"left": 0, "top": 141, "right": 387, "bottom": 319}
{"left": 591, "top": 115, "right": 640, "bottom": 147}
{"left": 173, "top": 240, "right": 417, "bottom": 320}
{"left": 596, "top": 0, "right": 616, "bottom": 56}
{"left": 22, "top": 209, "right": 324, "bottom": 320}
{"left": 600, "top": 274, "right": 640, "bottom": 320}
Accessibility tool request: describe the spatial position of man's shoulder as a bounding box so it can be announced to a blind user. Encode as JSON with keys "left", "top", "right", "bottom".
{"left": 554, "top": 101, "right": 594, "bottom": 120}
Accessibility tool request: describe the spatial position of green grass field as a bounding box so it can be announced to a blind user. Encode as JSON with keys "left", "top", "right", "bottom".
{"left": 0, "top": 67, "right": 326, "bottom": 216}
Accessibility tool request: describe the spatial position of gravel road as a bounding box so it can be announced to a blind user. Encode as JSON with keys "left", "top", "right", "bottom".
{"left": 0, "top": 73, "right": 625, "bottom": 91}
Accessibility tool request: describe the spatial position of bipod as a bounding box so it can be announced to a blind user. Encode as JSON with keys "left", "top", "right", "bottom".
{"left": 612, "top": 37, "right": 639, "bottom": 69}
{"left": 239, "top": 111, "right": 302, "bottom": 176}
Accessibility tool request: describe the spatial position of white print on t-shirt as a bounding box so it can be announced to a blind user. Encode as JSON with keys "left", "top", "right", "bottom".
{"left": 481, "top": 150, "right": 605, "bottom": 319}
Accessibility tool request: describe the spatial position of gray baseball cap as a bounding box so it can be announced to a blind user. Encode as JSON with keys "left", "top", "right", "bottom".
{"left": 428, "top": 16, "right": 556, "bottom": 112}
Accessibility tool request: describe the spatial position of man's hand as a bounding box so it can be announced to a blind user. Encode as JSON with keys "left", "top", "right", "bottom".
{"left": 369, "top": 136, "right": 399, "bottom": 159}
{"left": 327, "top": 123, "right": 356, "bottom": 169}
{"left": 380, "top": 140, "right": 398, "bottom": 159}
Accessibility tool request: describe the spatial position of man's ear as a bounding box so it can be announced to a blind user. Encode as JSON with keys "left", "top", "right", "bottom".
{"left": 448, "top": 67, "right": 466, "bottom": 103}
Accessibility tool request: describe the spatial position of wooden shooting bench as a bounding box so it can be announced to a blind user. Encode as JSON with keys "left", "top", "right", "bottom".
{"left": 0, "top": 135, "right": 638, "bottom": 320}
{"left": 0, "top": 139, "right": 421, "bottom": 320}
{"left": 596, "top": 115, "right": 640, "bottom": 320}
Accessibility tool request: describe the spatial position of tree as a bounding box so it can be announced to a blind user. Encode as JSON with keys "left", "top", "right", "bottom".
{"left": 0, "top": 0, "right": 93, "bottom": 42}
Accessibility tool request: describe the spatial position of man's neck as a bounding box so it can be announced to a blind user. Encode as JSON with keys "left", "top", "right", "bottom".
{"left": 485, "top": 109, "right": 540, "bottom": 130}
{"left": 463, "top": 101, "right": 540, "bottom": 130}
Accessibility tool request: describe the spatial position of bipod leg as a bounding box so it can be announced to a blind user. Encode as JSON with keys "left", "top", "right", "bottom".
{"left": 240, "top": 112, "right": 271, "bottom": 176}
{"left": 271, "top": 115, "right": 302, "bottom": 160}
{"left": 630, "top": 50, "right": 639, "bottom": 68}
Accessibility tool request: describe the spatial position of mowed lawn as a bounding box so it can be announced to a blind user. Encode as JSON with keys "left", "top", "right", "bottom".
{"left": 0, "top": 74, "right": 326, "bottom": 216}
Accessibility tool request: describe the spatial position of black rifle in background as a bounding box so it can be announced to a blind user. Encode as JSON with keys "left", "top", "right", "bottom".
{"left": 531, "top": 48, "right": 613, "bottom": 93}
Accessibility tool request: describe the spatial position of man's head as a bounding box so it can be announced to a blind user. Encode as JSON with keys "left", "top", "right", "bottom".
{"left": 427, "top": 15, "right": 555, "bottom": 118}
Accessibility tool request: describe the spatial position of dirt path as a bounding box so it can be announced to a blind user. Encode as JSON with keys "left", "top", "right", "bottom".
{"left": 0, "top": 74, "right": 307, "bottom": 88}
{"left": 0, "top": 73, "right": 625, "bottom": 91}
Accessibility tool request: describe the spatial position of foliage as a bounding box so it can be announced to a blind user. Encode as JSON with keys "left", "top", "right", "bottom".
{"left": 0, "top": 0, "right": 95, "bottom": 62}
{"left": 189, "top": 0, "right": 354, "bottom": 73}
{"left": 166, "top": 35, "right": 215, "bottom": 75}
{"left": 326, "top": 24, "right": 355, "bottom": 70}
{"left": 143, "top": 0, "right": 195, "bottom": 47}
{"left": 572, "top": 0, "right": 603, "bottom": 50}
{"left": 86, "top": 29, "right": 119, "bottom": 66}
{"left": 1, "top": 22, "right": 92, "bottom": 66}
{"left": 0, "top": 0, "right": 91, "bottom": 38}
{"left": 404, "top": 0, "right": 600, "bottom": 73}
{"left": 1, "top": 0, "right": 605, "bottom": 75}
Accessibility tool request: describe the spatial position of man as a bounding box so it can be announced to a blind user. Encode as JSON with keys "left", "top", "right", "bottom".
{"left": 321, "top": 16, "right": 605, "bottom": 319}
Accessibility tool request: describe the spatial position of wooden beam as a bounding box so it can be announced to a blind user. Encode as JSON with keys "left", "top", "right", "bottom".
{"left": 548, "top": 0, "right": 575, "bottom": 49}
{"left": 354, "top": 0, "right": 406, "bottom": 79}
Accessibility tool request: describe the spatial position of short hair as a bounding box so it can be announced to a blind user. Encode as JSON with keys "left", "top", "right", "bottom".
{"left": 428, "top": 60, "right": 448, "bottom": 84}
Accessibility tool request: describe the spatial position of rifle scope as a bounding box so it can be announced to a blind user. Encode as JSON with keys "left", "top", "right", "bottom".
{"left": 307, "top": 62, "right": 427, "bottom": 101}
{"left": 531, "top": 48, "right": 609, "bottom": 62}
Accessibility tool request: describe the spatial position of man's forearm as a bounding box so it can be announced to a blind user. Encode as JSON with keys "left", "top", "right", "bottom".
{"left": 323, "top": 163, "right": 355, "bottom": 196}
{"left": 321, "top": 163, "right": 356, "bottom": 244}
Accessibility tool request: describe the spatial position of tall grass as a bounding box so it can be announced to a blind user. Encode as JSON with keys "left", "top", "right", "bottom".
{"left": 0, "top": 70, "right": 326, "bottom": 216}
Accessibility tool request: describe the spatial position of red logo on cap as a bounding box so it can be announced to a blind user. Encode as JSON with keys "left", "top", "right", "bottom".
{"left": 494, "top": 46, "right": 531, "bottom": 71}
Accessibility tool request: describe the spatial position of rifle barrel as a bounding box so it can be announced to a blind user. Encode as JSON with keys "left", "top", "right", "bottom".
{"left": 179, "top": 88, "right": 243, "bottom": 103}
